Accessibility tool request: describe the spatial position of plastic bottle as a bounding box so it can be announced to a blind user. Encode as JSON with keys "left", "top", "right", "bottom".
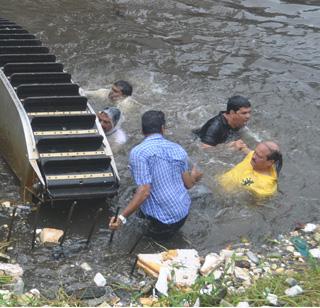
{"left": 13, "top": 278, "right": 24, "bottom": 295}
{"left": 290, "top": 236, "right": 309, "bottom": 257}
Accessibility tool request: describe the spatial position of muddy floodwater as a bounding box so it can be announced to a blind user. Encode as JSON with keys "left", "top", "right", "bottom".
{"left": 0, "top": 0, "right": 320, "bottom": 296}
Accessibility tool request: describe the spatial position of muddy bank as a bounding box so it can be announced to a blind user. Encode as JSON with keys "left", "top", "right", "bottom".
{"left": 1, "top": 198, "right": 319, "bottom": 306}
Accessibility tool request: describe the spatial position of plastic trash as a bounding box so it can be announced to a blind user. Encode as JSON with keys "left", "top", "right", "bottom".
{"left": 303, "top": 223, "right": 317, "bottom": 233}
{"left": 266, "top": 293, "right": 278, "bottom": 306}
{"left": 80, "top": 262, "right": 92, "bottom": 272}
{"left": 309, "top": 248, "right": 320, "bottom": 258}
{"left": 27, "top": 288, "right": 41, "bottom": 298}
{"left": 193, "top": 297, "right": 200, "bottom": 307}
{"left": 39, "top": 228, "right": 64, "bottom": 245}
{"left": 285, "top": 277, "right": 297, "bottom": 287}
{"left": 94, "top": 272, "right": 106, "bottom": 287}
{"left": 200, "top": 253, "right": 223, "bottom": 276}
{"left": 155, "top": 267, "right": 170, "bottom": 296}
{"left": 13, "top": 278, "right": 24, "bottom": 295}
{"left": 137, "top": 249, "right": 200, "bottom": 287}
{"left": 290, "top": 236, "right": 309, "bottom": 257}
{"left": 285, "top": 285, "right": 303, "bottom": 297}
{"left": 246, "top": 251, "right": 259, "bottom": 264}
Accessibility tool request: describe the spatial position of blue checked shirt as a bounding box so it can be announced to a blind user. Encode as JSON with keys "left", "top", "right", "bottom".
{"left": 129, "top": 134, "right": 191, "bottom": 224}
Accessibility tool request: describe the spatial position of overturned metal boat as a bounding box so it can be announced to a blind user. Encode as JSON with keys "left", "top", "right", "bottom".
{"left": 0, "top": 17, "right": 119, "bottom": 203}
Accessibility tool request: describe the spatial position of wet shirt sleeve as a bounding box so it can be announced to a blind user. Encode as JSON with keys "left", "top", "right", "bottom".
{"left": 84, "top": 88, "right": 110, "bottom": 100}
{"left": 176, "top": 153, "right": 189, "bottom": 174}
{"left": 182, "top": 156, "right": 189, "bottom": 173}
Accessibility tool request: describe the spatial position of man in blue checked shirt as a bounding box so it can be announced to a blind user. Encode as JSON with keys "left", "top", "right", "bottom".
{"left": 109, "top": 110, "right": 203, "bottom": 240}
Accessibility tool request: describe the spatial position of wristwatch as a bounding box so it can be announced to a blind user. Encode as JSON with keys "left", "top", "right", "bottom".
{"left": 118, "top": 214, "right": 127, "bottom": 225}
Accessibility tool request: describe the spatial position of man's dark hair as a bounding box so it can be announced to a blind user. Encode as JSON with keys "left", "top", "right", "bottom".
{"left": 142, "top": 110, "right": 165, "bottom": 135}
{"left": 267, "top": 149, "right": 283, "bottom": 175}
{"left": 114, "top": 80, "right": 133, "bottom": 96}
{"left": 226, "top": 95, "right": 251, "bottom": 113}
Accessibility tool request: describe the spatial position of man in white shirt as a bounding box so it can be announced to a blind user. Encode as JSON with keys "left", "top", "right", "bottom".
{"left": 86, "top": 80, "right": 142, "bottom": 119}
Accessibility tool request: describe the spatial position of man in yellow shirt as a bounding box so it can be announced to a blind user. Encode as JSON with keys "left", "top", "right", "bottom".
{"left": 219, "top": 141, "right": 282, "bottom": 197}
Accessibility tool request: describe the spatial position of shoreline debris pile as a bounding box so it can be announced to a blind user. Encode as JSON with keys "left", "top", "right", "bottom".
{"left": 137, "top": 222, "right": 320, "bottom": 306}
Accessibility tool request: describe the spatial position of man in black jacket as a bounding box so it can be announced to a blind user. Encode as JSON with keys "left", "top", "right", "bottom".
{"left": 195, "top": 96, "right": 252, "bottom": 152}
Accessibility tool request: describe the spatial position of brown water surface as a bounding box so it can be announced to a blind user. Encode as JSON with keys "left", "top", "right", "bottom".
{"left": 0, "top": 0, "right": 319, "bottom": 294}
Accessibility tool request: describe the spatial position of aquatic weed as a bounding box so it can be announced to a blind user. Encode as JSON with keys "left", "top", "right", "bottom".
{"left": 158, "top": 272, "right": 227, "bottom": 307}
{"left": 0, "top": 274, "right": 12, "bottom": 285}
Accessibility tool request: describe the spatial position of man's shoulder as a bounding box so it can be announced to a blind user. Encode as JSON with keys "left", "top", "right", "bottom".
{"left": 130, "top": 137, "right": 186, "bottom": 157}
{"left": 130, "top": 138, "right": 154, "bottom": 157}
{"left": 130, "top": 141, "right": 145, "bottom": 154}
{"left": 117, "top": 96, "right": 143, "bottom": 113}
{"left": 197, "top": 112, "right": 225, "bottom": 141}
{"left": 238, "top": 151, "right": 254, "bottom": 166}
{"left": 165, "top": 138, "right": 187, "bottom": 153}
{"left": 122, "top": 96, "right": 141, "bottom": 105}
{"left": 198, "top": 112, "right": 224, "bottom": 133}
{"left": 207, "top": 112, "right": 225, "bottom": 126}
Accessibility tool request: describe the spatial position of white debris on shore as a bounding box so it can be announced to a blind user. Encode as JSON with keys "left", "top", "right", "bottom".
{"left": 137, "top": 222, "right": 320, "bottom": 306}
{"left": 38, "top": 228, "right": 64, "bottom": 245}
{"left": 0, "top": 207, "right": 319, "bottom": 307}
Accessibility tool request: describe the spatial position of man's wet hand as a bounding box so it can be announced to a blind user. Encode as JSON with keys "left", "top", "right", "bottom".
{"left": 228, "top": 139, "right": 250, "bottom": 153}
{"left": 191, "top": 166, "right": 203, "bottom": 182}
{"left": 109, "top": 216, "right": 122, "bottom": 230}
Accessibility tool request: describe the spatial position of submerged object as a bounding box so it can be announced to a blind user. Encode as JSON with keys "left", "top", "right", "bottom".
{"left": 0, "top": 17, "right": 119, "bottom": 203}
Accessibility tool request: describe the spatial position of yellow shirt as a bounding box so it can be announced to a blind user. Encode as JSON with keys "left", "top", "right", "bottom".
{"left": 218, "top": 152, "right": 278, "bottom": 198}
